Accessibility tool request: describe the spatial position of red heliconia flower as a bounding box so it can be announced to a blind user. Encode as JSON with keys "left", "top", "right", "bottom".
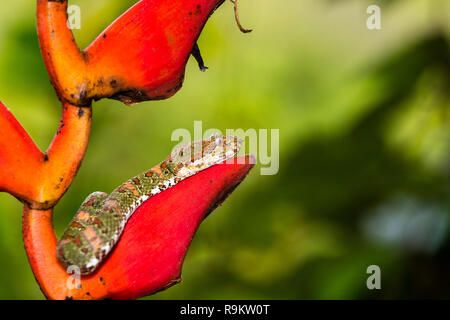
{"left": 23, "top": 155, "right": 254, "bottom": 300}
{"left": 0, "top": 0, "right": 254, "bottom": 299}
{"left": 37, "top": 0, "right": 227, "bottom": 106}
{"left": 0, "top": 101, "right": 91, "bottom": 209}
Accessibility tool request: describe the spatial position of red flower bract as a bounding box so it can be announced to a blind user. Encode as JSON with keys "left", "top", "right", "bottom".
{"left": 23, "top": 156, "right": 254, "bottom": 300}
{"left": 37, "top": 0, "right": 226, "bottom": 106}
{"left": 0, "top": 0, "right": 252, "bottom": 300}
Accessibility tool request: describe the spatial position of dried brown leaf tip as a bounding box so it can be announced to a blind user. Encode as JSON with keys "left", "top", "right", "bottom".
{"left": 230, "top": 0, "right": 253, "bottom": 33}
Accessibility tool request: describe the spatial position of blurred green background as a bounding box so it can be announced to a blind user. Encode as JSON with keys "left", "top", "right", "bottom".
{"left": 0, "top": 0, "right": 449, "bottom": 299}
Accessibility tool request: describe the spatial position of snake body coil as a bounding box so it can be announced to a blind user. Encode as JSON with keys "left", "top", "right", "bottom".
{"left": 57, "top": 135, "right": 241, "bottom": 274}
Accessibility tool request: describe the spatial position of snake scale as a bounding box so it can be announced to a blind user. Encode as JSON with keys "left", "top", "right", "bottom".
{"left": 57, "top": 135, "right": 242, "bottom": 274}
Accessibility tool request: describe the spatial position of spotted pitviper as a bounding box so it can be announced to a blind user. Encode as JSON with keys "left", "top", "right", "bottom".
{"left": 57, "top": 135, "right": 242, "bottom": 274}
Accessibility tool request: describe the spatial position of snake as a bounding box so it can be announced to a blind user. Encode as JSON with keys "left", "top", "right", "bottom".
{"left": 57, "top": 135, "right": 242, "bottom": 274}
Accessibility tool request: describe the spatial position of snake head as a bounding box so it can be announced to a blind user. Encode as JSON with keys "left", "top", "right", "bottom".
{"left": 169, "top": 134, "right": 243, "bottom": 178}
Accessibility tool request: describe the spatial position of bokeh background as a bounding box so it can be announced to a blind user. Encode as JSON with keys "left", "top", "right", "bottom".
{"left": 0, "top": 0, "right": 448, "bottom": 299}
